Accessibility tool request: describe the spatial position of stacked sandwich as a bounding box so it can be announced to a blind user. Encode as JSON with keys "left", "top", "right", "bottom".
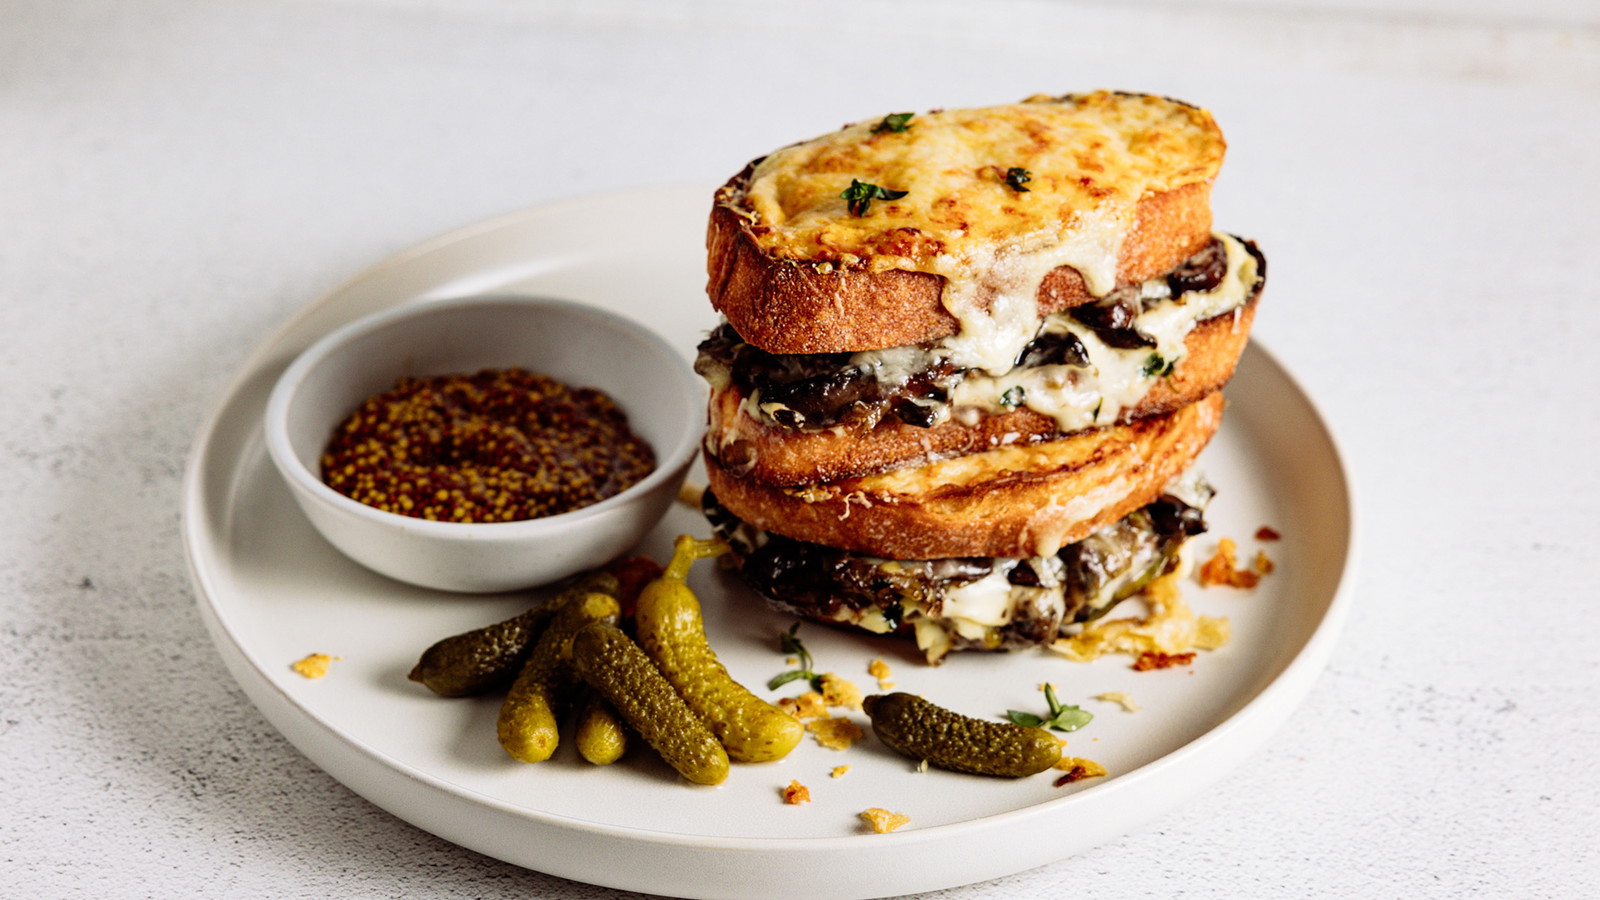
{"left": 693, "top": 91, "right": 1266, "bottom": 663}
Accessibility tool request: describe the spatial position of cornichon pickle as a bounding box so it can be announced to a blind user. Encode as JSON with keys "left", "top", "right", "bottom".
{"left": 496, "top": 591, "right": 621, "bottom": 764}
{"left": 408, "top": 571, "right": 618, "bottom": 697}
{"left": 863, "top": 692, "right": 1063, "bottom": 777}
{"left": 570, "top": 622, "right": 729, "bottom": 786}
{"left": 574, "top": 691, "right": 629, "bottom": 766}
{"left": 634, "top": 535, "right": 802, "bottom": 763}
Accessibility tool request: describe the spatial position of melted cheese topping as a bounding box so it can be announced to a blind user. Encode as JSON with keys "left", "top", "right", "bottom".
{"left": 858, "top": 427, "right": 1119, "bottom": 493}
{"left": 739, "top": 92, "right": 1225, "bottom": 372}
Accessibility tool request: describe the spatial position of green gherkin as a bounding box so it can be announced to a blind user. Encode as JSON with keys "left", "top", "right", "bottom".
{"left": 407, "top": 571, "right": 619, "bottom": 698}
{"left": 496, "top": 591, "right": 620, "bottom": 764}
{"left": 574, "top": 691, "right": 629, "bottom": 766}
{"left": 571, "top": 623, "right": 730, "bottom": 786}
{"left": 863, "top": 692, "right": 1062, "bottom": 778}
{"left": 634, "top": 536, "right": 802, "bottom": 763}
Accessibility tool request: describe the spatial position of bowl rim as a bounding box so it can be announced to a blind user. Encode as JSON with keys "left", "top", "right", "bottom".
{"left": 262, "top": 293, "right": 703, "bottom": 539}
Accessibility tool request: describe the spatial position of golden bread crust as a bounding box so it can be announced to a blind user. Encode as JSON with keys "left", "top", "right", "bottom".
{"left": 704, "top": 392, "right": 1225, "bottom": 560}
{"left": 707, "top": 299, "right": 1255, "bottom": 486}
{"left": 708, "top": 180, "right": 1213, "bottom": 354}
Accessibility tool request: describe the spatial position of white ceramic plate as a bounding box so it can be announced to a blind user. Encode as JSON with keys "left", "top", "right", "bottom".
{"left": 182, "top": 185, "right": 1356, "bottom": 900}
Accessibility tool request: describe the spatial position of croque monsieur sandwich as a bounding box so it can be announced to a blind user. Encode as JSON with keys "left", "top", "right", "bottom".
{"left": 693, "top": 91, "right": 1266, "bottom": 663}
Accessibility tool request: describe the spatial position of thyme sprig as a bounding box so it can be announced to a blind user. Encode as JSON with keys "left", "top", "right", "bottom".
{"left": 768, "top": 623, "right": 824, "bottom": 691}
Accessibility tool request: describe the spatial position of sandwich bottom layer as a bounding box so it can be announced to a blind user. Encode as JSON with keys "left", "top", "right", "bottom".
{"left": 702, "top": 475, "right": 1212, "bottom": 664}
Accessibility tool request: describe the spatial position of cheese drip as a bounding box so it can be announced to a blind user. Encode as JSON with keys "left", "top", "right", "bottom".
{"left": 950, "top": 232, "right": 1259, "bottom": 430}
{"left": 824, "top": 232, "right": 1256, "bottom": 433}
{"left": 927, "top": 205, "right": 1131, "bottom": 374}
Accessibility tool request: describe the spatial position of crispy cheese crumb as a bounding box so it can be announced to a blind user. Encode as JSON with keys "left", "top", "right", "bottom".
{"left": 1255, "top": 525, "right": 1281, "bottom": 541}
{"left": 779, "top": 691, "right": 829, "bottom": 719}
{"left": 782, "top": 780, "right": 811, "bottom": 805}
{"left": 1254, "top": 550, "right": 1275, "bottom": 575}
{"left": 1198, "top": 537, "right": 1262, "bottom": 588}
{"left": 830, "top": 765, "right": 851, "bottom": 779}
{"left": 291, "top": 653, "right": 338, "bottom": 679}
{"left": 675, "top": 481, "right": 706, "bottom": 509}
{"left": 1134, "top": 651, "right": 1196, "bottom": 671}
{"left": 860, "top": 808, "right": 911, "bottom": 833}
{"left": 1143, "top": 563, "right": 1183, "bottom": 603}
{"left": 1049, "top": 572, "right": 1230, "bottom": 664}
{"left": 1095, "top": 691, "right": 1141, "bottom": 712}
{"left": 820, "top": 673, "right": 863, "bottom": 710}
{"left": 867, "top": 657, "right": 895, "bottom": 690}
{"left": 807, "top": 716, "right": 865, "bottom": 750}
{"left": 1053, "top": 757, "right": 1109, "bottom": 785}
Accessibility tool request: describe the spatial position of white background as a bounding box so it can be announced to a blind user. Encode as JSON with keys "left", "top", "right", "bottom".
{"left": 3, "top": 1, "right": 1596, "bottom": 897}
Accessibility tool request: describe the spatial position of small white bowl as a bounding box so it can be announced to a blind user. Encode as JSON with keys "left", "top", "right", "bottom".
{"left": 263, "top": 296, "right": 703, "bottom": 593}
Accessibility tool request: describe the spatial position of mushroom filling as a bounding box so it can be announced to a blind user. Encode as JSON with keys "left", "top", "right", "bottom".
{"left": 695, "top": 234, "right": 1264, "bottom": 434}
{"left": 702, "top": 476, "right": 1212, "bottom": 664}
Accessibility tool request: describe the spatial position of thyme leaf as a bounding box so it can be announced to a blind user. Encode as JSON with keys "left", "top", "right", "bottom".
{"left": 871, "top": 112, "right": 915, "bottom": 134}
{"left": 840, "top": 179, "right": 908, "bottom": 216}
{"left": 1142, "top": 353, "right": 1175, "bottom": 379}
{"left": 1007, "top": 683, "right": 1093, "bottom": 732}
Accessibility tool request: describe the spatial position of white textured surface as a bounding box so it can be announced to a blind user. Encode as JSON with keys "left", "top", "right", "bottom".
{"left": 3, "top": 1, "right": 1596, "bottom": 898}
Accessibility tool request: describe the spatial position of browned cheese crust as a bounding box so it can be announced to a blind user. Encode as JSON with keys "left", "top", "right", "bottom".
{"left": 705, "top": 392, "right": 1226, "bottom": 560}
{"left": 705, "top": 92, "right": 1227, "bottom": 355}
{"left": 706, "top": 299, "right": 1256, "bottom": 486}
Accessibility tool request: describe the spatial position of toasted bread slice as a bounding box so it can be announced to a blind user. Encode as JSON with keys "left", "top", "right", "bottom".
{"left": 707, "top": 300, "right": 1254, "bottom": 486}
{"left": 707, "top": 91, "right": 1226, "bottom": 355}
{"left": 704, "top": 392, "right": 1225, "bottom": 560}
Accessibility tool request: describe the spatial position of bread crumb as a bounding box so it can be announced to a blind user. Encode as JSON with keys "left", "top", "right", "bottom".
{"left": 1053, "top": 757, "right": 1108, "bottom": 785}
{"left": 807, "top": 716, "right": 864, "bottom": 750}
{"left": 830, "top": 765, "right": 851, "bottom": 778}
{"left": 781, "top": 780, "right": 811, "bottom": 805}
{"left": 1198, "top": 537, "right": 1261, "bottom": 589}
{"left": 1095, "top": 691, "right": 1140, "bottom": 712}
{"left": 860, "top": 808, "right": 910, "bottom": 833}
{"left": 867, "top": 657, "right": 895, "bottom": 690}
{"left": 1133, "top": 651, "right": 1196, "bottom": 671}
{"left": 820, "top": 673, "right": 863, "bottom": 710}
{"left": 291, "top": 653, "right": 338, "bottom": 679}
